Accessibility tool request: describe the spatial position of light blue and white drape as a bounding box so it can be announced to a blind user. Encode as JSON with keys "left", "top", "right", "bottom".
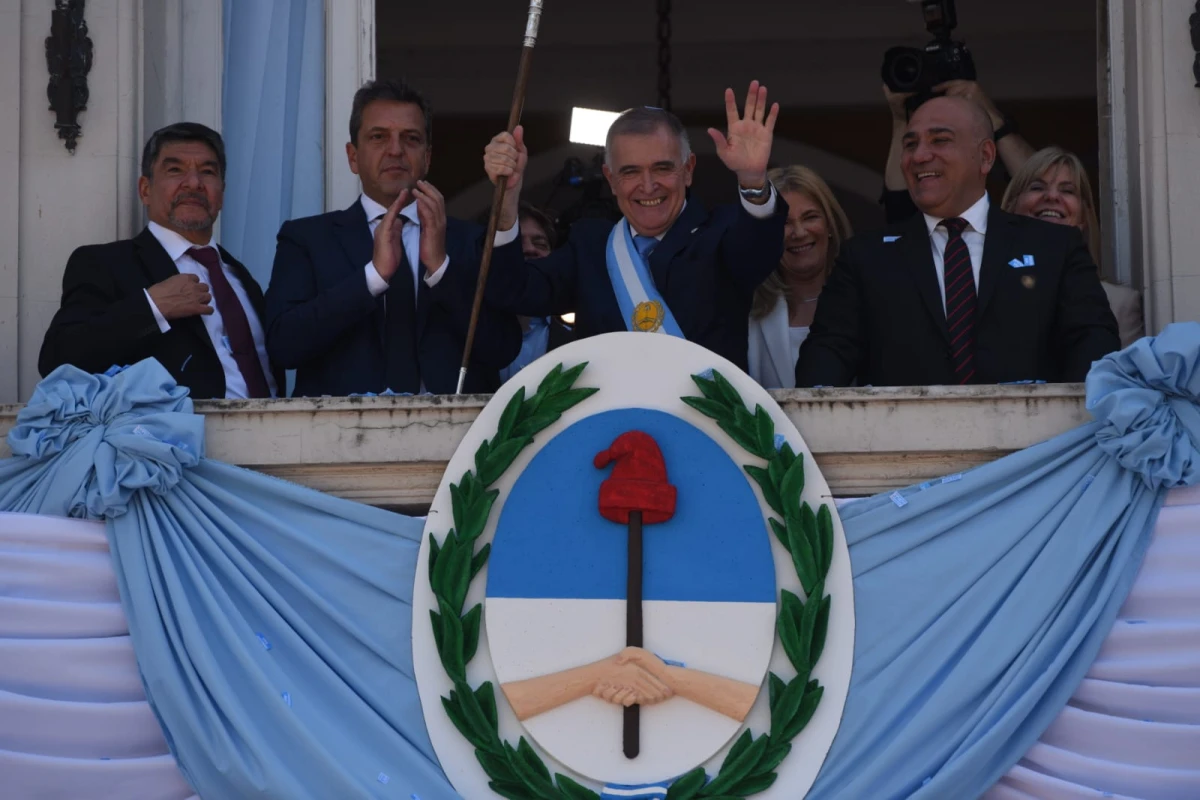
{"left": 1, "top": 325, "right": 1198, "bottom": 799}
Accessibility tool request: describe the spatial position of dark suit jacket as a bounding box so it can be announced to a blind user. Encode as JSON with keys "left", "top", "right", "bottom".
{"left": 485, "top": 198, "right": 787, "bottom": 370}
{"left": 38, "top": 228, "right": 282, "bottom": 399}
{"left": 796, "top": 204, "right": 1120, "bottom": 387}
{"left": 264, "top": 200, "right": 521, "bottom": 396}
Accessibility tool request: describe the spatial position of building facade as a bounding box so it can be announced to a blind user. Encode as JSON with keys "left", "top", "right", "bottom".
{"left": 0, "top": 0, "right": 1196, "bottom": 404}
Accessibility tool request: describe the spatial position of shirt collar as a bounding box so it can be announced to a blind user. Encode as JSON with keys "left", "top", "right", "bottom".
{"left": 360, "top": 193, "right": 419, "bottom": 226}
{"left": 631, "top": 200, "right": 687, "bottom": 242}
{"left": 147, "top": 221, "right": 216, "bottom": 263}
{"left": 922, "top": 192, "right": 990, "bottom": 237}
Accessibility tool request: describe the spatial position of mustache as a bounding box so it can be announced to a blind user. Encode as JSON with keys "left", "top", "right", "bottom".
{"left": 171, "top": 192, "right": 210, "bottom": 210}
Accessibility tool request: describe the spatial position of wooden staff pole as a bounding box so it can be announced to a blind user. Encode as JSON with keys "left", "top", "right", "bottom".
{"left": 456, "top": 0, "right": 545, "bottom": 395}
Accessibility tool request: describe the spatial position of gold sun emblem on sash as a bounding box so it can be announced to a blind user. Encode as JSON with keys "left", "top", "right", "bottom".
{"left": 632, "top": 300, "right": 665, "bottom": 332}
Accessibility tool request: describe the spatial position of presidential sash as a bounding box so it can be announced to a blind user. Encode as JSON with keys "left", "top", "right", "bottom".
{"left": 605, "top": 218, "right": 685, "bottom": 337}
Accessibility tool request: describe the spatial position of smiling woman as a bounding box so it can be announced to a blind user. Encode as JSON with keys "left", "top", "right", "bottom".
{"left": 747, "top": 165, "right": 852, "bottom": 390}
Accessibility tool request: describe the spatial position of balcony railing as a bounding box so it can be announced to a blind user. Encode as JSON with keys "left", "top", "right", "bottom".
{"left": 0, "top": 384, "right": 1091, "bottom": 512}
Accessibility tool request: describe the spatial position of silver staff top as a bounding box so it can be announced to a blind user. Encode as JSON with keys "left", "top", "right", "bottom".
{"left": 523, "top": 0, "right": 544, "bottom": 48}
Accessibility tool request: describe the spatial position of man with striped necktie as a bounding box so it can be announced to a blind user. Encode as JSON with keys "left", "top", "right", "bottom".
{"left": 796, "top": 95, "right": 1118, "bottom": 387}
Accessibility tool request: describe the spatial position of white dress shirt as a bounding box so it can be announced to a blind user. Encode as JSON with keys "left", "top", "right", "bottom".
{"left": 922, "top": 192, "right": 989, "bottom": 313}
{"left": 143, "top": 222, "right": 278, "bottom": 399}
{"left": 359, "top": 193, "right": 449, "bottom": 297}
{"left": 493, "top": 188, "right": 779, "bottom": 246}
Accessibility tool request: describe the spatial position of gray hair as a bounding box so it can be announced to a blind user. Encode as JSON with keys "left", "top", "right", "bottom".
{"left": 604, "top": 107, "right": 691, "bottom": 168}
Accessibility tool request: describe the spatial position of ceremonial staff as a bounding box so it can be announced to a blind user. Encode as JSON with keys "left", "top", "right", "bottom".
{"left": 456, "top": 0, "right": 545, "bottom": 395}
{"left": 594, "top": 432, "right": 678, "bottom": 759}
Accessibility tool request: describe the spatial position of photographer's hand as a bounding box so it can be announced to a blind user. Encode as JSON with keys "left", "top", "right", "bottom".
{"left": 934, "top": 80, "right": 1036, "bottom": 174}
{"left": 883, "top": 84, "right": 914, "bottom": 191}
{"left": 934, "top": 80, "right": 1003, "bottom": 128}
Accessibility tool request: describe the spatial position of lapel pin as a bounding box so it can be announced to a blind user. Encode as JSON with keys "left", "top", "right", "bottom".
{"left": 1021, "top": 275, "right": 1036, "bottom": 289}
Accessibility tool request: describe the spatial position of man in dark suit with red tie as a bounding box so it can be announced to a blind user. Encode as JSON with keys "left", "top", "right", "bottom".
{"left": 40, "top": 123, "right": 282, "bottom": 399}
{"left": 264, "top": 80, "right": 520, "bottom": 396}
{"left": 796, "top": 96, "right": 1119, "bottom": 387}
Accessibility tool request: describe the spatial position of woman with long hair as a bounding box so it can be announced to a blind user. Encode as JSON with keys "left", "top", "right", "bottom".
{"left": 1001, "top": 147, "right": 1143, "bottom": 347}
{"left": 748, "top": 165, "right": 852, "bottom": 389}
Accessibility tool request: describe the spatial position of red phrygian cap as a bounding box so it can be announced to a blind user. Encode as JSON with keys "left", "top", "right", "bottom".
{"left": 593, "top": 431, "right": 678, "bottom": 524}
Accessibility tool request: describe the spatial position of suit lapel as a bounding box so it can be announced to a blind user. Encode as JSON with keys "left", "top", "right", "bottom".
{"left": 977, "top": 205, "right": 1015, "bottom": 320}
{"left": 218, "top": 247, "right": 264, "bottom": 314}
{"left": 899, "top": 214, "right": 949, "bottom": 343}
{"left": 334, "top": 199, "right": 387, "bottom": 342}
{"left": 647, "top": 200, "right": 707, "bottom": 294}
{"left": 133, "top": 228, "right": 211, "bottom": 348}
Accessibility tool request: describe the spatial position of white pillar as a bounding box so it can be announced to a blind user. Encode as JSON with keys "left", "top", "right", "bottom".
{"left": 0, "top": 2, "right": 23, "bottom": 402}
{"left": 325, "top": 0, "right": 374, "bottom": 212}
{"left": 1113, "top": 0, "right": 1200, "bottom": 331}
{"left": 14, "top": 0, "right": 142, "bottom": 402}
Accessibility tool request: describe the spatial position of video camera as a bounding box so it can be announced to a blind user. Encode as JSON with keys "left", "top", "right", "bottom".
{"left": 881, "top": 0, "right": 976, "bottom": 95}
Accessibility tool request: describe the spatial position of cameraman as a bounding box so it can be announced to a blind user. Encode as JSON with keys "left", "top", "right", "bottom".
{"left": 882, "top": 80, "right": 1034, "bottom": 223}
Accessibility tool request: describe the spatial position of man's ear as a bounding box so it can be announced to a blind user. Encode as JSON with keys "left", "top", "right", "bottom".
{"left": 980, "top": 138, "right": 998, "bottom": 176}
{"left": 137, "top": 175, "right": 151, "bottom": 206}
{"left": 346, "top": 141, "right": 360, "bottom": 176}
{"left": 602, "top": 163, "right": 618, "bottom": 195}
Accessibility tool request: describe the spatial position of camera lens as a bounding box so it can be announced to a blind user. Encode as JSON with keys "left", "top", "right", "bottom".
{"left": 882, "top": 46, "right": 923, "bottom": 93}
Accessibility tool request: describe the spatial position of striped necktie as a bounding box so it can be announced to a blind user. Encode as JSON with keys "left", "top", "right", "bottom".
{"left": 941, "top": 217, "right": 976, "bottom": 384}
{"left": 186, "top": 247, "right": 271, "bottom": 398}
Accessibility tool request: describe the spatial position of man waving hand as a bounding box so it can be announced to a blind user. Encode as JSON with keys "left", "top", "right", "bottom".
{"left": 482, "top": 82, "right": 787, "bottom": 369}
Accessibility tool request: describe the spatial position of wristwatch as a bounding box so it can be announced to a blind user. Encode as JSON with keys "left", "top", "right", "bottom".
{"left": 993, "top": 115, "right": 1019, "bottom": 142}
{"left": 738, "top": 181, "right": 773, "bottom": 202}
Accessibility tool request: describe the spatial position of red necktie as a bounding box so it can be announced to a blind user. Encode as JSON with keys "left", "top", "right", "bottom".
{"left": 941, "top": 217, "right": 976, "bottom": 384}
{"left": 187, "top": 247, "right": 271, "bottom": 398}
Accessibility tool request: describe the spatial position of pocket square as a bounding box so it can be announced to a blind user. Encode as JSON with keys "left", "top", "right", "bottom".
{"left": 883, "top": 235, "right": 902, "bottom": 243}
{"left": 1008, "top": 255, "right": 1036, "bottom": 268}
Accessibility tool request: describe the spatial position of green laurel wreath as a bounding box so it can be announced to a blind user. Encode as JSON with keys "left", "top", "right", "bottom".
{"left": 428, "top": 364, "right": 832, "bottom": 800}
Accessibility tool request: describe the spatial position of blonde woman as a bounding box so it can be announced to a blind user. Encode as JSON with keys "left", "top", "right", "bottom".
{"left": 748, "top": 165, "right": 852, "bottom": 389}
{"left": 1001, "top": 147, "right": 1143, "bottom": 347}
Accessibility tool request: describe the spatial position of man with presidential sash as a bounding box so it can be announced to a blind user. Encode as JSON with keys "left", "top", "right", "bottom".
{"left": 482, "top": 83, "right": 786, "bottom": 370}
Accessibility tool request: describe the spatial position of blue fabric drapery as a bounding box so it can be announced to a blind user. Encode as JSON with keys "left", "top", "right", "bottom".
{"left": 808, "top": 323, "right": 1199, "bottom": 798}
{"left": 0, "top": 323, "right": 1196, "bottom": 799}
{"left": 220, "top": 0, "right": 324, "bottom": 289}
{"left": 0, "top": 366, "right": 458, "bottom": 799}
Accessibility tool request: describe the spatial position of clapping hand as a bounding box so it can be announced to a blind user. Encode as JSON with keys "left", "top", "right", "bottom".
{"left": 413, "top": 180, "right": 447, "bottom": 273}
{"left": 708, "top": 80, "right": 779, "bottom": 192}
{"left": 371, "top": 188, "right": 410, "bottom": 282}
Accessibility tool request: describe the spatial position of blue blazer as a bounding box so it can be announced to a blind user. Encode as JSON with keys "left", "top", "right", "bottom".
{"left": 265, "top": 200, "right": 521, "bottom": 396}
{"left": 485, "top": 197, "right": 787, "bottom": 369}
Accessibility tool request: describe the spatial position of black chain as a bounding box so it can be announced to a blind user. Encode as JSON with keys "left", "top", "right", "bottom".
{"left": 656, "top": 0, "right": 672, "bottom": 110}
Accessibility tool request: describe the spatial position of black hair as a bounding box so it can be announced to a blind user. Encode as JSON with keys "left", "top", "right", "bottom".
{"left": 349, "top": 79, "right": 433, "bottom": 145}
{"left": 140, "top": 122, "right": 225, "bottom": 180}
{"left": 518, "top": 203, "right": 558, "bottom": 249}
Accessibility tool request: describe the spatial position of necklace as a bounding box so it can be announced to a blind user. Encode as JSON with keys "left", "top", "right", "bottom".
{"left": 796, "top": 294, "right": 820, "bottom": 303}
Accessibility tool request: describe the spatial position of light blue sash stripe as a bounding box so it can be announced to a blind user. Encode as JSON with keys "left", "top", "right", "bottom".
{"left": 605, "top": 219, "right": 685, "bottom": 338}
